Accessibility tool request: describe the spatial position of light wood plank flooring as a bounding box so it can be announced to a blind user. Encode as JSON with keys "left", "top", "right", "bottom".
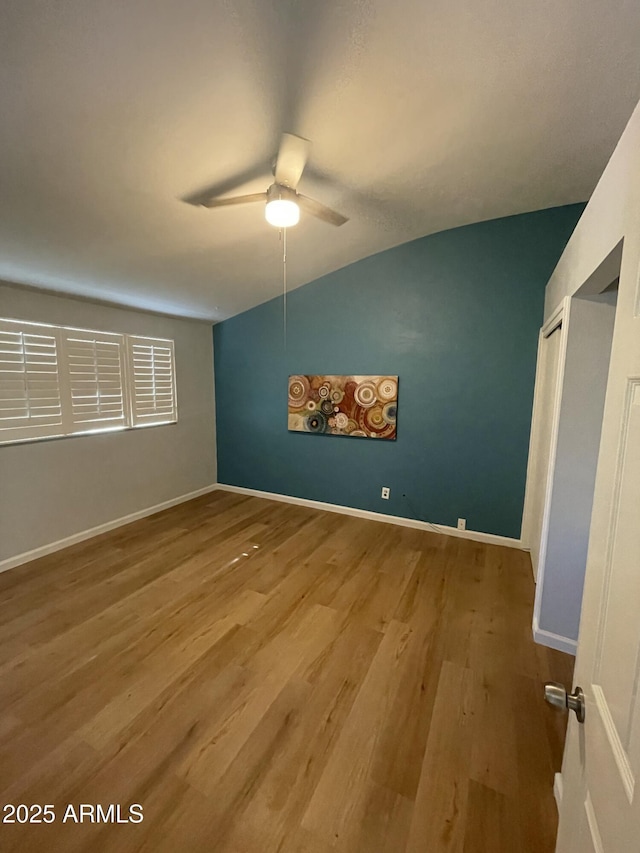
{"left": 0, "top": 491, "right": 573, "bottom": 852}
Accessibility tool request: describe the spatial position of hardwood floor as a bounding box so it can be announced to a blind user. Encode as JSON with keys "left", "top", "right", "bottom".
{"left": 0, "top": 491, "right": 574, "bottom": 852}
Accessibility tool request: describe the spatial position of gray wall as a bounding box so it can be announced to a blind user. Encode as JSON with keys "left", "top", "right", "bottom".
{"left": 0, "top": 283, "right": 216, "bottom": 564}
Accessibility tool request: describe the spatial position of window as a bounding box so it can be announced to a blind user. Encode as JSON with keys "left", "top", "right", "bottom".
{"left": 0, "top": 320, "right": 64, "bottom": 444}
{"left": 127, "top": 336, "right": 177, "bottom": 427}
{"left": 63, "top": 329, "right": 128, "bottom": 433}
{"left": 0, "top": 318, "right": 177, "bottom": 445}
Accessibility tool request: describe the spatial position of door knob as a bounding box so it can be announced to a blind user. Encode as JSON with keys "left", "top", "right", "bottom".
{"left": 544, "top": 682, "right": 586, "bottom": 723}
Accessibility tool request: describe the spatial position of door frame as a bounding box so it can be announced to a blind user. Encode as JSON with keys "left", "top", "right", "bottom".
{"left": 521, "top": 298, "right": 572, "bottom": 648}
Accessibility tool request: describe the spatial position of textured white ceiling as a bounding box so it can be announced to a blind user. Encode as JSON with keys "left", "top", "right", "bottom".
{"left": 1, "top": 0, "right": 639, "bottom": 320}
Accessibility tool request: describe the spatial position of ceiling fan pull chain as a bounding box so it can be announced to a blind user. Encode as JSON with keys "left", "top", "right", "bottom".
{"left": 282, "top": 227, "right": 287, "bottom": 350}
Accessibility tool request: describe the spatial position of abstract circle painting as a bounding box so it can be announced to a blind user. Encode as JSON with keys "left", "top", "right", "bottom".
{"left": 287, "top": 375, "right": 398, "bottom": 440}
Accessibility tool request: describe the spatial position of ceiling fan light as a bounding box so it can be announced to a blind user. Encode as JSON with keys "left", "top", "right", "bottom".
{"left": 265, "top": 198, "right": 300, "bottom": 228}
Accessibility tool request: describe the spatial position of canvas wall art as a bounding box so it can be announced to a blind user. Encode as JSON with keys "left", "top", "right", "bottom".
{"left": 288, "top": 375, "right": 398, "bottom": 440}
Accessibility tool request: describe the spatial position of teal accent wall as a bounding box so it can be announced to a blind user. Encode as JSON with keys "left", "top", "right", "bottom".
{"left": 213, "top": 204, "right": 584, "bottom": 539}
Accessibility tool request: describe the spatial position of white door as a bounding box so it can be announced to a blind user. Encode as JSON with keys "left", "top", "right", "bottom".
{"left": 555, "top": 250, "right": 640, "bottom": 850}
{"left": 524, "top": 315, "right": 563, "bottom": 580}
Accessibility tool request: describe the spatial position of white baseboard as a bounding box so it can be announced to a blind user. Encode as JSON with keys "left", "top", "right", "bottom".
{"left": 533, "top": 616, "right": 578, "bottom": 656}
{"left": 0, "top": 484, "right": 219, "bottom": 575}
{"left": 1, "top": 480, "right": 523, "bottom": 577}
{"left": 215, "top": 483, "right": 523, "bottom": 549}
{"left": 554, "top": 772, "right": 563, "bottom": 810}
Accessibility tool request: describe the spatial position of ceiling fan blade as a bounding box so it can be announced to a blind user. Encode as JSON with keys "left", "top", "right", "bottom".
{"left": 198, "top": 192, "right": 267, "bottom": 209}
{"left": 182, "top": 162, "right": 270, "bottom": 207}
{"left": 274, "top": 133, "right": 311, "bottom": 190}
{"left": 297, "top": 194, "right": 349, "bottom": 226}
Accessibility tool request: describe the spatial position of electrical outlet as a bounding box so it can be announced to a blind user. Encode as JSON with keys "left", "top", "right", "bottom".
{"left": 457, "top": 518, "right": 466, "bottom": 531}
{"left": 381, "top": 487, "right": 390, "bottom": 500}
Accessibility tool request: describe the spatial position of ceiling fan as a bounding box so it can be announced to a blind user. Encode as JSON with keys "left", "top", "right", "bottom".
{"left": 185, "top": 133, "right": 349, "bottom": 228}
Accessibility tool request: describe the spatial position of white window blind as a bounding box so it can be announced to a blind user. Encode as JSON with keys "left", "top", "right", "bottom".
{"left": 127, "top": 336, "right": 177, "bottom": 427}
{"left": 61, "top": 329, "right": 127, "bottom": 432}
{"left": 0, "top": 318, "right": 177, "bottom": 445}
{"left": 0, "top": 319, "right": 64, "bottom": 443}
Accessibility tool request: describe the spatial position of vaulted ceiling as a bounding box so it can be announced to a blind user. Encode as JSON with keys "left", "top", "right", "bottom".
{"left": 1, "top": 0, "right": 639, "bottom": 320}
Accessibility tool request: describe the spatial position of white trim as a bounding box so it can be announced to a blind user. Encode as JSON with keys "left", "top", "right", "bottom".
{"left": 0, "top": 484, "right": 218, "bottom": 575}
{"left": 531, "top": 296, "right": 571, "bottom": 627}
{"left": 520, "top": 328, "right": 548, "bottom": 552}
{"left": 215, "top": 483, "right": 522, "bottom": 549}
{"left": 542, "top": 300, "right": 565, "bottom": 338}
{"left": 0, "top": 480, "right": 524, "bottom": 577}
{"left": 553, "top": 772, "right": 563, "bottom": 810}
{"left": 584, "top": 793, "right": 605, "bottom": 853}
{"left": 532, "top": 615, "right": 578, "bottom": 656}
{"left": 520, "top": 297, "right": 570, "bottom": 552}
{"left": 521, "top": 301, "right": 567, "bottom": 554}
{"left": 593, "top": 685, "right": 635, "bottom": 803}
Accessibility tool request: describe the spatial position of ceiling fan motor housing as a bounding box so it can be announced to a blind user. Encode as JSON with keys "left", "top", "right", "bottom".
{"left": 267, "top": 183, "right": 298, "bottom": 203}
{"left": 265, "top": 183, "right": 300, "bottom": 227}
